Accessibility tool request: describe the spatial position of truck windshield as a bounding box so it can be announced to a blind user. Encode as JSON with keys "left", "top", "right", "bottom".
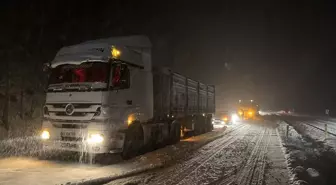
{"left": 48, "top": 62, "right": 109, "bottom": 85}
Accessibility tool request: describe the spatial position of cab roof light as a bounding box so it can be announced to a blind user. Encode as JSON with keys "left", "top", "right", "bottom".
{"left": 111, "top": 46, "right": 121, "bottom": 59}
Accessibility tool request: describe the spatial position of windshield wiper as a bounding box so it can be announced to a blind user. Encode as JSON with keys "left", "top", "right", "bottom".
{"left": 48, "top": 85, "right": 65, "bottom": 92}
{"left": 48, "top": 83, "right": 106, "bottom": 92}
{"left": 64, "top": 84, "right": 93, "bottom": 92}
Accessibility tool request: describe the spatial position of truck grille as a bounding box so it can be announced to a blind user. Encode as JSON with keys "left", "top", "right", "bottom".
{"left": 52, "top": 103, "right": 93, "bottom": 109}
{"left": 55, "top": 112, "right": 89, "bottom": 117}
{"left": 61, "top": 137, "right": 84, "bottom": 142}
{"left": 61, "top": 124, "right": 87, "bottom": 129}
{"left": 45, "top": 103, "right": 100, "bottom": 121}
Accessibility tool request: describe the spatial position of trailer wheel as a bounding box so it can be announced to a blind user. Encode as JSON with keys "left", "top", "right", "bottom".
{"left": 206, "top": 115, "right": 213, "bottom": 132}
{"left": 121, "top": 123, "right": 144, "bottom": 159}
{"left": 174, "top": 122, "right": 181, "bottom": 143}
{"left": 194, "top": 116, "right": 204, "bottom": 135}
{"left": 169, "top": 121, "right": 181, "bottom": 144}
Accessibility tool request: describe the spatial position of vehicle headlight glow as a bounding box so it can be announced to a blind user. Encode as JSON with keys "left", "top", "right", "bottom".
{"left": 87, "top": 134, "right": 104, "bottom": 144}
{"left": 127, "top": 114, "right": 137, "bottom": 126}
{"left": 41, "top": 130, "right": 50, "bottom": 140}
{"left": 231, "top": 114, "right": 239, "bottom": 122}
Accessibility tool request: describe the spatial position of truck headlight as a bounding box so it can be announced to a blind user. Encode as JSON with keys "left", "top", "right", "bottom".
{"left": 87, "top": 134, "right": 104, "bottom": 144}
{"left": 41, "top": 130, "right": 50, "bottom": 140}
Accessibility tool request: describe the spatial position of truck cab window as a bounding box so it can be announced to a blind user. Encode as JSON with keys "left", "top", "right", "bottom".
{"left": 110, "top": 63, "right": 130, "bottom": 90}
{"left": 49, "top": 62, "right": 109, "bottom": 85}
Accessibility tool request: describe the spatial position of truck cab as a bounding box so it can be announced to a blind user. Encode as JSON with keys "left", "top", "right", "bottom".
{"left": 42, "top": 36, "right": 154, "bottom": 157}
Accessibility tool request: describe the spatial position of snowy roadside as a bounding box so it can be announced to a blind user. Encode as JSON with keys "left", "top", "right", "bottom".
{"left": 0, "top": 136, "right": 42, "bottom": 158}
{"left": 278, "top": 120, "right": 336, "bottom": 185}
{"left": 284, "top": 117, "right": 336, "bottom": 152}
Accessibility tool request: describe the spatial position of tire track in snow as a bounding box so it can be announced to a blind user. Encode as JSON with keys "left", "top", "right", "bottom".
{"left": 257, "top": 130, "right": 274, "bottom": 185}
{"left": 151, "top": 124, "right": 251, "bottom": 185}
{"left": 202, "top": 129, "right": 262, "bottom": 185}
{"left": 235, "top": 128, "right": 268, "bottom": 185}
{"left": 174, "top": 125, "right": 253, "bottom": 185}
{"left": 218, "top": 127, "right": 271, "bottom": 185}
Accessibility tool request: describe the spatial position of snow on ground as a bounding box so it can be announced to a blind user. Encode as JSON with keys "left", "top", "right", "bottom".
{"left": 282, "top": 116, "right": 336, "bottom": 151}
{"left": 0, "top": 136, "right": 41, "bottom": 157}
{"left": 0, "top": 126, "right": 230, "bottom": 185}
{"left": 105, "top": 120, "right": 290, "bottom": 185}
{"left": 277, "top": 118, "right": 336, "bottom": 185}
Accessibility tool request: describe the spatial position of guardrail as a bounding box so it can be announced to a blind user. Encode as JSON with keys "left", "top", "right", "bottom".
{"left": 297, "top": 121, "right": 336, "bottom": 140}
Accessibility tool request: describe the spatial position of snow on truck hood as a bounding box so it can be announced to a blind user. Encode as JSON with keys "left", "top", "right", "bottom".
{"left": 51, "top": 56, "right": 108, "bottom": 68}
{"left": 50, "top": 35, "right": 151, "bottom": 68}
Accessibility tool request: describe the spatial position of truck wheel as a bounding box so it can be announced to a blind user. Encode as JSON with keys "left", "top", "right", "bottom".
{"left": 175, "top": 122, "right": 181, "bottom": 142}
{"left": 169, "top": 121, "right": 181, "bottom": 144}
{"left": 206, "top": 116, "right": 213, "bottom": 132}
{"left": 194, "top": 116, "right": 203, "bottom": 135}
{"left": 121, "top": 123, "right": 144, "bottom": 160}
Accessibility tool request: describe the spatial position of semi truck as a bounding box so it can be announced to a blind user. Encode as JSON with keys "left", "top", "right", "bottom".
{"left": 41, "top": 35, "right": 215, "bottom": 159}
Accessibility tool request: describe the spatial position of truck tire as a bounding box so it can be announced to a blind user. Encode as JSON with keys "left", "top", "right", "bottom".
{"left": 195, "top": 116, "right": 205, "bottom": 135}
{"left": 154, "top": 123, "right": 170, "bottom": 149}
{"left": 206, "top": 115, "right": 213, "bottom": 132}
{"left": 201, "top": 117, "right": 207, "bottom": 134}
{"left": 169, "top": 121, "right": 181, "bottom": 144}
{"left": 121, "top": 123, "right": 144, "bottom": 159}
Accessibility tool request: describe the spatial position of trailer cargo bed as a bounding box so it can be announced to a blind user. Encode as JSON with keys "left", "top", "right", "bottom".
{"left": 153, "top": 68, "right": 215, "bottom": 132}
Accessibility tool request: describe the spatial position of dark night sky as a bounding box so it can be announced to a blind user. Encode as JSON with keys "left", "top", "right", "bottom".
{"left": 2, "top": 0, "right": 336, "bottom": 113}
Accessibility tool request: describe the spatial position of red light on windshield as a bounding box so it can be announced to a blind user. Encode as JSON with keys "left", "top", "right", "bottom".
{"left": 112, "top": 66, "right": 121, "bottom": 86}
{"left": 74, "top": 68, "right": 85, "bottom": 82}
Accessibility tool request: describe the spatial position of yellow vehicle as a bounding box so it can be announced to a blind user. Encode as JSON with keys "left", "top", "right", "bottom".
{"left": 237, "top": 100, "right": 259, "bottom": 120}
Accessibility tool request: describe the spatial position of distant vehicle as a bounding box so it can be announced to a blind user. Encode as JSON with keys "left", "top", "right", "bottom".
{"left": 41, "top": 35, "right": 216, "bottom": 159}
{"left": 212, "top": 118, "right": 225, "bottom": 128}
{"left": 237, "top": 100, "right": 259, "bottom": 120}
{"left": 215, "top": 111, "right": 231, "bottom": 124}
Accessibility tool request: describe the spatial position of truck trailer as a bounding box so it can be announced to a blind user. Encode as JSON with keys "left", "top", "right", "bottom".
{"left": 41, "top": 35, "right": 215, "bottom": 159}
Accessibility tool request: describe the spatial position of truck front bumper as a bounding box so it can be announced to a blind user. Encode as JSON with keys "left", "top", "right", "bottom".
{"left": 41, "top": 119, "right": 126, "bottom": 154}
{"left": 42, "top": 139, "right": 123, "bottom": 154}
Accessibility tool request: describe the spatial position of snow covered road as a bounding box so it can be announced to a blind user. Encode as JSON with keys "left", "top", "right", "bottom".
{"left": 0, "top": 120, "right": 291, "bottom": 185}
{"left": 106, "top": 120, "right": 290, "bottom": 185}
